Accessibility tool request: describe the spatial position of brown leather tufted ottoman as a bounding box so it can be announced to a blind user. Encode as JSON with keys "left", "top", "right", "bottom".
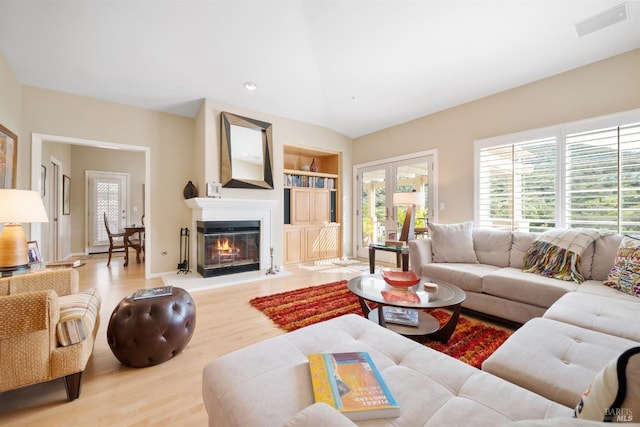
{"left": 107, "top": 287, "right": 196, "bottom": 368}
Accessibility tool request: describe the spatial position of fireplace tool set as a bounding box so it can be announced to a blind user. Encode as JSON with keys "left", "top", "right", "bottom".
{"left": 177, "top": 227, "right": 190, "bottom": 274}
{"left": 265, "top": 246, "right": 279, "bottom": 275}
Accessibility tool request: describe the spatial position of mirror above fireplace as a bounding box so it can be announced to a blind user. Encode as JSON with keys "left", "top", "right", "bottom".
{"left": 220, "top": 111, "right": 274, "bottom": 190}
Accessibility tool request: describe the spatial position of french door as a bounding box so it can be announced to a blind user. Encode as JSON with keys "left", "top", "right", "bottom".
{"left": 356, "top": 154, "right": 435, "bottom": 259}
{"left": 86, "top": 171, "right": 129, "bottom": 253}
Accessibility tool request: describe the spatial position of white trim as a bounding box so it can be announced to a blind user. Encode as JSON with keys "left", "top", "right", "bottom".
{"left": 184, "top": 198, "right": 278, "bottom": 272}
{"left": 31, "top": 133, "right": 152, "bottom": 279}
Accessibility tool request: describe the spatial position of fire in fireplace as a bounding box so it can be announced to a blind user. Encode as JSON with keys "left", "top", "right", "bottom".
{"left": 196, "top": 220, "right": 260, "bottom": 277}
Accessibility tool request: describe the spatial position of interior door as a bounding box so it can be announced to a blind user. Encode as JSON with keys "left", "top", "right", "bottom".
{"left": 87, "top": 171, "right": 129, "bottom": 253}
{"left": 49, "top": 160, "right": 61, "bottom": 261}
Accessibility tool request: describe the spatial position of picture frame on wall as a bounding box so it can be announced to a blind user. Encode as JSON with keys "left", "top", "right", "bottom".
{"left": 63, "top": 174, "right": 71, "bottom": 215}
{"left": 27, "top": 241, "right": 42, "bottom": 264}
{"left": 0, "top": 123, "right": 18, "bottom": 189}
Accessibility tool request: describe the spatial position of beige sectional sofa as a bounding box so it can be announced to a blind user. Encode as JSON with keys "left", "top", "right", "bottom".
{"left": 408, "top": 225, "right": 638, "bottom": 324}
{"left": 202, "top": 226, "right": 639, "bottom": 426}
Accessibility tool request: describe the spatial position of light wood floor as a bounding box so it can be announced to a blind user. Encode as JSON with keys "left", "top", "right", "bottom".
{"left": 0, "top": 255, "right": 514, "bottom": 426}
{"left": 0, "top": 254, "right": 369, "bottom": 426}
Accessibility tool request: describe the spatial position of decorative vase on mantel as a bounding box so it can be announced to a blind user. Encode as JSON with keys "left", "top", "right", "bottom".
{"left": 309, "top": 158, "right": 318, "bottom": 172}
{"left": 183, "top": 181, "right": 198, "bottom": 199}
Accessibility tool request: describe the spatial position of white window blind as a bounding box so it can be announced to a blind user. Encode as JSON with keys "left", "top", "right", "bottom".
{"left": 475, "top": 109, "right": 640, "bottom": 232}
{"left": 478, "top": 137, "right": 556, "bottom": 231}
{"left": 566, "top": 122, "right": 640, "bottom": 232}
{"left": 95, "top": 181, "right": 121, "bottom": 243}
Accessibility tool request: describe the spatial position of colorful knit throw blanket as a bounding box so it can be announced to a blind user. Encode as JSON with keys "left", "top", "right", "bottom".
{"left": 523, "top": 228, "right": 610, "bottom": 283}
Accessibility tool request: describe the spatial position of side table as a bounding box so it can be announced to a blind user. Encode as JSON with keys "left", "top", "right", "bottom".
{"left": 368, "top": 243, "right": 409, "bottom": 274}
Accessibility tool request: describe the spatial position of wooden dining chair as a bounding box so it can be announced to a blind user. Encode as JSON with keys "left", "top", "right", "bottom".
{"left": 103, "top": 212, "right": 125, "bottom": 267}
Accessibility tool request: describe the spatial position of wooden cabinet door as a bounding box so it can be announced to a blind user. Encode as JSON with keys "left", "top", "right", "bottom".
{"left": 283, "top": 227, "right": 303, "bottom": 264}
{"left": 312, "top": 190, "right": 330, "bottom": 223}
{"left": 304, "top": 227, "right": 322, "bottom": 261}
{"left": 291, "top": 188, "right": 312, "bottom": 224}
{"left": 320, "top": 224, "right": 340, "bottom": 259}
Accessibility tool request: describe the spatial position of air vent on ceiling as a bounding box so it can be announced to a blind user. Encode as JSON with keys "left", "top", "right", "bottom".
{"left": 575, "top": 3, "right": 628, "bottom": 37}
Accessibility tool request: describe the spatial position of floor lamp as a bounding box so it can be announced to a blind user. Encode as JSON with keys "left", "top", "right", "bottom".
{"left": 393, "top": 191, "right": 425, "bottom": 243}
{"left": 0, "top": 189, "right": 49, "bottom": 274}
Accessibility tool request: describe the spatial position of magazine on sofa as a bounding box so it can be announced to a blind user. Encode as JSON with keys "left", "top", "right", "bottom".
{"left": 308, "top": 352, "right": 400, "bottom": 421}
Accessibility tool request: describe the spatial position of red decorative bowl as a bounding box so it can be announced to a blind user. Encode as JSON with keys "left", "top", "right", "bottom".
{"left": 381, "top": 270, "right": 421, "bottom": 287}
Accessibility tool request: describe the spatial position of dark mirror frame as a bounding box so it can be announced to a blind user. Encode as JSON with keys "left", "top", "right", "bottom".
{"left": 220, "top": 111, "right": 274, "bottom": 190}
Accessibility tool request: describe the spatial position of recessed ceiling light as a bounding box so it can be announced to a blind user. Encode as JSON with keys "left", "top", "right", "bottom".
{"left": 243, "top": 81, "right": 257, "bottom": 91}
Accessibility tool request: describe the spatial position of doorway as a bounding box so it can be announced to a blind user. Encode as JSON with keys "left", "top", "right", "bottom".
{"left": 354, "top": 150, "right": 437, "bottom": 259}
{"left": 30, "top": 133, "right": 152, "bottom": 279}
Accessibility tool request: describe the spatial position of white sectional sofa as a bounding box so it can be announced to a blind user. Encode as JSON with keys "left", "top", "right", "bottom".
{"left": 203, "top": 314, "right": 574, "bottom": 426}
{"left": 202, "top": 225, "right": 639, "bottom": 426}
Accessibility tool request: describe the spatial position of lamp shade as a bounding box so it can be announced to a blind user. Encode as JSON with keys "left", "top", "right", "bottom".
{"left": 0, "top": 189, "right": 49, "bottom": 223}
{"left": 393, "top": 191, "right": 425, "bottom": 206}
{"left": 0, "top": 190, "right": 48, "bottom": 270}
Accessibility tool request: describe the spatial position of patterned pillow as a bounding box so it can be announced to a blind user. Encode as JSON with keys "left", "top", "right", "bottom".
{"left": 575, "top": 347, "right": 640, "bottom": 422}
{"left": 56, "top": 288, "right": 101, "bottom": 347}
{"left": 604, "top": 236, "right": 640, "bottom": 298}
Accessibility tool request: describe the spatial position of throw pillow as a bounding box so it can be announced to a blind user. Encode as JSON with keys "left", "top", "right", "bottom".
{"left": 522, "top": 228, "right": 604, "bottom": 283}
{"left": 575, "top": 346, "right": 640, "bottom": 422}
{"left": 603, "top": 236, "right": 640, "bottom": 298}
{"left": 56, "top": 288, "right": 101, "bottom": 347}
{"left": 428, "top": 221, "right": 478, "bottom": 263}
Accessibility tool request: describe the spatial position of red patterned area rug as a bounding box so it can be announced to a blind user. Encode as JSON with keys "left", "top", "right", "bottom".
{"left": 250, "top": 280, "right": 512, "bottom": 368}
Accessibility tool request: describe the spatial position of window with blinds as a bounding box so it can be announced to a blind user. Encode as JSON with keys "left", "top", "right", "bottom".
{"left": 478, "top": 137, "right": 556, "bottom": 231}
{"left": 94, "top": 181, "right": 123, "bottom": 244}
{"left": 566, "top": 123, "right": 640, "bottom": 233}
{"left": 475, "top": 109, "right": 640, "bottom": 233}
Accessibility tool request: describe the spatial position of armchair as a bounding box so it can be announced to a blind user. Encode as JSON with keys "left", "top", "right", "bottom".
{"left": 0, "top": 268, "right": 101, "bottom": 401}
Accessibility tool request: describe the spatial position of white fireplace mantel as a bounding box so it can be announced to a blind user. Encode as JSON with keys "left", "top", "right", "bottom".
{"left": 184, "top": 198, "right": 278, "bottom": 271}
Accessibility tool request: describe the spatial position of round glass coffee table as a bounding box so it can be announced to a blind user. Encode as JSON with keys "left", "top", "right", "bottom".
{"left": 347, "top": 274, "right": 466, "bottom": 343}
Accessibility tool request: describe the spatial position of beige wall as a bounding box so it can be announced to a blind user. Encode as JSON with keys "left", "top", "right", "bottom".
{"left": 20, "top": 85, "right": 195, "bottom": 274}
{"left": 40, "top": 141, "right": 72, "bottom": 261}
{"left": 8, "top": 48, "right": 638, "bottom": 272}
{"left": 197, "top": 100, "right": 354, "bottom": 261}
{"left": 353, "top": 49, "right": 640, "bottom": 225}
{"left": 69, "top": 145, "right": 145, "bottom": 253}
{"left": 13, "top": 78, "right": 353, "bottom": 272}
{"left": 0, "top": 52, "right": 22, "bottom": 186}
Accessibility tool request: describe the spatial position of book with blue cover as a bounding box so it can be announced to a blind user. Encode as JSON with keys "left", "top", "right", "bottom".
{"left": 383, "top": 307, "right": 419, "bottom": 327}
{"left": 308, "top": 352, "right": 400, "bottom": 421}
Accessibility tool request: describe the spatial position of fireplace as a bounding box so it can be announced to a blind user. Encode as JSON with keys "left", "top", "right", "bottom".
{"left": 196, "top": 220, "right": 260, "bottom": 277}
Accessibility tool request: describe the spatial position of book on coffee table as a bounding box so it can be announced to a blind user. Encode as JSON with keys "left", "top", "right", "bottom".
{"left": 133, "top": 286, "right": 173, "bottom": 300}
{"left": 308, "top": 352, "right": 399, "bottom": 421}
{"left": 383, "top": 307, "right": 419, "bottom": 327}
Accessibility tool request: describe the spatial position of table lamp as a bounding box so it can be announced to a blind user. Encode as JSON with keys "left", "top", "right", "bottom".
{"left": 0, "top": 189, "right": 49, "bottom": 273}
{"left": 393, "top": 191, "right": 425, "bottom": 243}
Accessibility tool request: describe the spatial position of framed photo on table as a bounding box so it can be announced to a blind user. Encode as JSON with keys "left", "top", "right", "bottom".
{"left": 0, "top": 123, "right": 17, "bottom": 189}
{"left": 27, "top": 241, "right": 42, "bottom": 264}
{"left": 63, "top": 175, "right": 71, "bottom": 215}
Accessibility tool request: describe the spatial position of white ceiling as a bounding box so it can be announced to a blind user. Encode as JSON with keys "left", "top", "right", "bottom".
{"left": 1, "top": 1, "right": 639, "bottom": 138}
